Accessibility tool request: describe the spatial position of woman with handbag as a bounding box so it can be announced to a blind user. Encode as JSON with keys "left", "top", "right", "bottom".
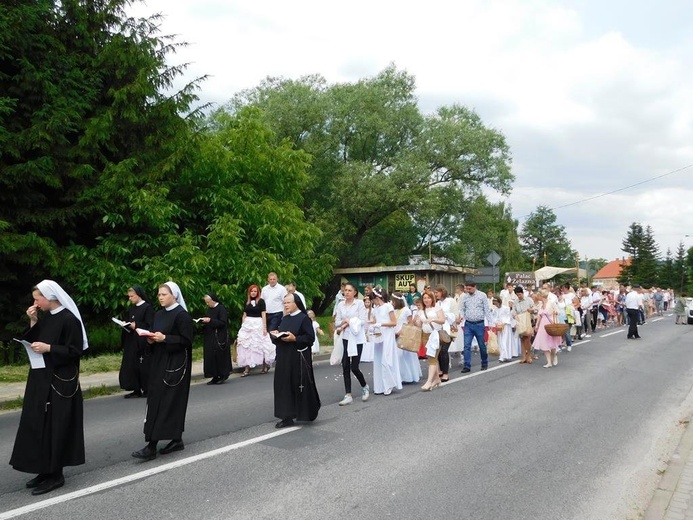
{"left": 434, "top": 285, "right": 455, "bottom": 382}
{"left": 531, "top": 291, "right": 563, "bottom": 368}
{"left": 391, "top": 292, "right": 422, "bottom": 384}
{"left": 415, "top": 290, "right": 446, "bottom": 391}
{"left": 334, "top": 283, "right": 370, "bottom": 405}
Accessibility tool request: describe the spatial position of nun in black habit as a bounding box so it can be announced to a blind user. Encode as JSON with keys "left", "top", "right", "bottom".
{"left": 132, "top": 281, "right": 193, "bottom": 461}
{"left": 10, "top": 280, "right": 88, "bottom": 495}
{"left": 119, "top": 286, "right": 154, "bottom": 398}
{"left": 201, "top": 291, "right": 232, "bottom": 385}
{"left": 271, "top": 293, "right": 321, "bottom": 428}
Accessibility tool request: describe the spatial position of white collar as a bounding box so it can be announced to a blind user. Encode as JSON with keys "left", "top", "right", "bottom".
{"left": 136, "top": 300, "right": 146, "bottom": 307}
{"left": 165, "top": 303, "right": 180, "bottom": 311}
{"left": 289, "top": 310, "right": 301, "bottom": 316}
{"left": 50, "top": 305, "right": 65, "bottom": 315}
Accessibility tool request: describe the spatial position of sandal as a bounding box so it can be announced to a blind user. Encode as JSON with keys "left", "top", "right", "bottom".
{"left": 440, "top": 376, "right": 449, "bottom": 383}
{"left": 260, "top": 367, "right": 269, "bottom": 374}
{"left": 241, "top": 370, "right": 250, "bottom": 377}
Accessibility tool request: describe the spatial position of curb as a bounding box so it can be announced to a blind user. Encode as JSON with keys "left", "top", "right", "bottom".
{"left": 643, "top": 416, "right": 693, "bottom": 520}
{"left": 0, "top": 352, "right": 335, "bottom": 408}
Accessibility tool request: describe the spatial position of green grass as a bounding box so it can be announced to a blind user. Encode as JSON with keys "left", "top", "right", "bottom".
{"left": 81, "top": 353, "right": 122, "bottom": 375}
{"left": 0, "top": 396, "right": 23, "bottom": 411}
{"left": 0, "top": 365, "right": 29, "bottom": 383}
{"left": 1, "top": 345, "right": 204, "bottom": 385}
{"left": 82, "top": 384, "right": 120, "bottom": 399}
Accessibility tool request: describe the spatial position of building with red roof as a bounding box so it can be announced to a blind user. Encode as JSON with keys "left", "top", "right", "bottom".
{"left": 593, "top": 258, "right": 631, "bottom": 289}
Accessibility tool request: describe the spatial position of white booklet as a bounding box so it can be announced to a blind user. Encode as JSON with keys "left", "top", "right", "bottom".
{"left": 111, "top": 317, "right": 132, "bottom": 330}
{"left": 135, "top": 328, "right": 156, "bottom": 337}
{"left": 270, "top": 331, "right": 290, "bottom": 338}
{"left": 13, "top": 338, "right": 46, "bottom": 369}
{"left": 193, "top": 318, "right": 205, "bottom": 323}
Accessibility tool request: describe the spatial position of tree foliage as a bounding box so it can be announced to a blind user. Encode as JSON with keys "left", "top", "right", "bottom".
{"left": 519, "top": 206, "right": 576, "bottom": 267}
{"left": 0, "top": 1, "right": 329, "bottom": 337}
{"left": 618, "top": 223, "right": 660, "bottom": 287}
{"left": 227, "top": 65, "right": 516, "bottom": 310}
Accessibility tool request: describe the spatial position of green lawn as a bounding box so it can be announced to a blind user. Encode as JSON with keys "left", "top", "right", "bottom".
{"left": 0, "top": 346, "right": 204, "bottom": 384}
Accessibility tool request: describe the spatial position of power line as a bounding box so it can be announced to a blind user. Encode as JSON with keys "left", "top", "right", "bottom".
{"left": 548, "top": 164, "right": 693, "bottom": 212}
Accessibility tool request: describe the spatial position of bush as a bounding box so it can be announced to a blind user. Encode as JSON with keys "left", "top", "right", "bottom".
{"left": 83, "top": 323, "right": 122, "bottom": 358}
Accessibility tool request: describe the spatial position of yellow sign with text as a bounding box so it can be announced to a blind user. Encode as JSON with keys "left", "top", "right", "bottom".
{"left": 394, "top": 273, "right": 415, "bottom": 291}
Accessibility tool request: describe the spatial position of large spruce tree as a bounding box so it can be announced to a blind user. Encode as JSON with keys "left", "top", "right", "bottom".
{"left": 0, "top": 0, "right": 201, "bottom": 329}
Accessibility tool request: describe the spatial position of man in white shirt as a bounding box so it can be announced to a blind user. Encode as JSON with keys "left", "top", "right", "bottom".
{"left": 285, "top": 282, "right": 307, "bottom": 309}
{"left": 625, "top": 285, "right": 643, "bottom": 339}
{"left": 261, "top": 272, "right": 287, "bottom": 332}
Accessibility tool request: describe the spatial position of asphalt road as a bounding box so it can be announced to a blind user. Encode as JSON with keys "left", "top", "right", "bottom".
{"left": 1, "top": 317, "right": 692, "bottom": 520}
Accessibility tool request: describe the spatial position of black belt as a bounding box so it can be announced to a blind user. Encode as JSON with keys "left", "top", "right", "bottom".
{"left": 466, "top": 320, "right": 484, "bottom": 324}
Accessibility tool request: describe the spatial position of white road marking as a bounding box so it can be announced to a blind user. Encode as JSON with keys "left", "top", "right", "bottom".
{"left": 600, "top": 331, "right": 623, "bottom": 338}
{"left": 0, "top": 427, "right": 299, "bottom": 520}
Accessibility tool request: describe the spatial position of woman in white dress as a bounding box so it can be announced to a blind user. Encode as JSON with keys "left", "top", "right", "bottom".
{"left": 415, "top": 290, "right": 446, "bottom": 391}
{"left": 236, "top": 285, "right": 276, "bottom": 376}
{"left": 391, "top": 292, "right": 421, "bottom": 383}
{"left": 334, "top": 283, "right": 370, "bottom": 406}
{"left": 370, "top": 288, "right": 401, "bottom": 396}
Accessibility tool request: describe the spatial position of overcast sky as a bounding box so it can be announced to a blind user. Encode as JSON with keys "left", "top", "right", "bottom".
{"left": 129, "top": 0, "right": 693, "bottom": 263}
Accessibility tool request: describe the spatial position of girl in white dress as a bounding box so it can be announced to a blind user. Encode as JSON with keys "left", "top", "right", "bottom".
{"left": 492, "top": 297, "right": 515, "bottom": 362}
{"left": 415, "top": 290, "right": 446, "bottom": 391}
{"left": 307, "top": 310, "right": 323, "bottom": 354}
{"left": 391, "top": 292, "right": 421, "bottom": 383}
{"left": 370, "top": 288, "right": 402, "bottom": 395}
{"left": 360, "top": 297, "right": 375, "bottom": 363}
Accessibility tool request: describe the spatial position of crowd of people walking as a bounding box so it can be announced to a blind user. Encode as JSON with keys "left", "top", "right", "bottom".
{"left": 8, "top": 273, "right": 687, "bottom": 497}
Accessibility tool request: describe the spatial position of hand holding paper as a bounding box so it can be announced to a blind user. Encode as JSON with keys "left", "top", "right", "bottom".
{"left": 13, "top": 338, "right": 46, "bottom": 369}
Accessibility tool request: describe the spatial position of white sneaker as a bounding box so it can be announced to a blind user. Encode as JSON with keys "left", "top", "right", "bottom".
{"left": 361, "top": 385, "right": 370, "bottom": 402}
{"left": 338, "top": 394, "right": 353, "bottom": 406}
{"left": 567, "top": 346, "right": 572, "bottom": 352}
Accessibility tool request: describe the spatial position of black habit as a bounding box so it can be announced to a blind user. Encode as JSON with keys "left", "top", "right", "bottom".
{"left": 10, "top": 309, "right": 85, "bottom": 474}
{"left": 272, "top": 312, "right": 320, "bottom": 422}
{"left": 202, "top": 303, "right": 232, "bottom": 379}
{"left": 144, "top": 305, "right": 194, "bottom": 442}
{"left": 119, "top": 301, "right": 154, "bottom": 392}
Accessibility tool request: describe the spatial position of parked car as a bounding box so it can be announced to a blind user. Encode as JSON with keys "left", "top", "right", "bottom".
{"left": 687, "top": 298, "right": 693, "bottom": 325}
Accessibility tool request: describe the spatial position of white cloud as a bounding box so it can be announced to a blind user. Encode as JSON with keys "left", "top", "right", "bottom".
{"left": 128, "top": 0, "right": 693, "bottom": 262}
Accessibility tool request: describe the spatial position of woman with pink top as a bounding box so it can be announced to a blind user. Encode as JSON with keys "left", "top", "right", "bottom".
{"left": 532, "top": 290, "right": 563, "bottom": 368}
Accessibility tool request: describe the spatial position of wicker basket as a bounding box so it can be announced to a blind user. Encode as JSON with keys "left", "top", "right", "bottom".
{"left": 544, "top": 323, "right": 569, "bottom": 337}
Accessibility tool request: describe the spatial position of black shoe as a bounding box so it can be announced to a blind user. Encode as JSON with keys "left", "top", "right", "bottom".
{"left": 132, "top": 445, "right": 157, "bottom": 461}
{"left": 206, "top": 377, "right": 219, "bottom": 385}
{"left": 26, "top": 473, "right": 50, "bottom": 489}
{"left": 124, "top": 391, "right": 142, "bottom": 399}
{"left": 480, "top": 365, "right": 488, "bottom": 371}
{"left": 461, "top": 367, "right": 471, "bottom": 373}
{"left": 141, "top": 391, "right": 147, "bottom": 398}
{"left": 159, "top": 440, "right": 184, "bottom": 455}
{"left": 31, "top": 474, "right": 64, "bottom": 495}
{"left": 275, "top": 418, "right": 295, "bottom": 429}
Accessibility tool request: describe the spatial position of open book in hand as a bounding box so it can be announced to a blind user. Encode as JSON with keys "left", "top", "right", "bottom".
{"left": 270, "top": 331, "right": 290, "bottom": 338}
{"left": 111, "top": 317, "right": 132, "bottom": 329}
{"left": 193, "top": 318, "right": 205, "bottom": 323}
{"left": 135, "top": 328, "right": 156, "bottom": 337}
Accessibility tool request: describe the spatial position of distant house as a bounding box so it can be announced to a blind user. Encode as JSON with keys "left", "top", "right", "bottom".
{"left": 593, "top": 258, "right": 630, "bottom": 289}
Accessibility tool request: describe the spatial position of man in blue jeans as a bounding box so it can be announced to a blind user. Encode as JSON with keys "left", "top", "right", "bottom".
{"left": 458, "top": 282, "right": 493, "bottom": 373}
